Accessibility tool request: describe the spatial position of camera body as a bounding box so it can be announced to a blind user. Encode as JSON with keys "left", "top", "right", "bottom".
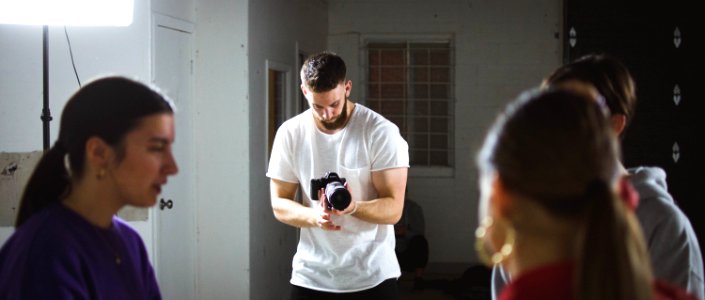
{"left": 310, "top": 172, "right": 351, "bottom": 211}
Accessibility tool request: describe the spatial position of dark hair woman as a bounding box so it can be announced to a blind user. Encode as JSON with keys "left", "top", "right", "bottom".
{"left": 0, "top": 76, "right": 177, "bottom": 299}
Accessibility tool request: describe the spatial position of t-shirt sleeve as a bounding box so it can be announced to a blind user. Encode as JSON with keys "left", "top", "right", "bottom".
{"left": 266, "top": 124, "right": 299, "bottom": 183}
{"left": 369, "top": 122, "right": 409, "bottom": 171}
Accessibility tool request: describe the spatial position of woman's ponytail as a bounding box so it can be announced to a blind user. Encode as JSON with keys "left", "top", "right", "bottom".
{"left": 576, "top": 179, "right": 652, "bottom": 300}
{"left": 15, "top": 142, "right": 71, "bottom": 227}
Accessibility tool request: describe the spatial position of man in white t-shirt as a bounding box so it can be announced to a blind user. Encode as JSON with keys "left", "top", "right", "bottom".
{"left": 267, "top": 51, "right": 409, "bottom": 299}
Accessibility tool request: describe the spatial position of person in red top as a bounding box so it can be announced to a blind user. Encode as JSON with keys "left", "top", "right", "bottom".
{"left": 474, "top": 88, "right": 695, "bottom": 300}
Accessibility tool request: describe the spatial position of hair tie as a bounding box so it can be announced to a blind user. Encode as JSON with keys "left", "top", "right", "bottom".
{"left": 595, "top": 94, "right": 610, "bottom": 116}
{"left": 618, "top": 177, "right": 639, "bottom": 211}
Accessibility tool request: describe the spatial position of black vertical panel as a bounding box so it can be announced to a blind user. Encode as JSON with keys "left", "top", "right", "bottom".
{"left": 566, "top": 1, "right": 704, "bottom": 255}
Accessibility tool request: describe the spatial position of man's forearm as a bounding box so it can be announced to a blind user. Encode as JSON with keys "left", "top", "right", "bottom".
{"left": 352, "top": 196, "right": 403, "bottom": 225}
{"left": 271, "top": 197, "right": 317, "bottom": 228}
{"left": 352, "top": 167, "right": 407, "bottom": 225}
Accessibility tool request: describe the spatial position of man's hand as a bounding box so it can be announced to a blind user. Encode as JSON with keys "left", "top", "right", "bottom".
{"left": 317, "top": 187, "right": 342, "bottom": 230}
{"left": 315, "top": 210, "right": 341, "bottom": 231}
{"left": 271, "top": 178, "right": 340, "bottom": 229}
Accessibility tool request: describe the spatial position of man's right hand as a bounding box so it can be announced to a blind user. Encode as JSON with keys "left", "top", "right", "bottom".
{"left": 316, "top": 210, "right": 341, "bottom": 231}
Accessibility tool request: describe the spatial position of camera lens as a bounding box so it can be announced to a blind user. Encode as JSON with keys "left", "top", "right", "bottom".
{"left": 325, "top": 181, "right": 351, "bottom": 211}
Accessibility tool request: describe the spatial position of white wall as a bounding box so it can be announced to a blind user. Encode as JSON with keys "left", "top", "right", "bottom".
{"left": 248, "top": 0, "right": 328, "bottom": 299}
{"left": 328, "top": 0, "right": 563, "bottom": 265}
{"left": 193, "top": 0, "right": 251, "bottom": 298}
{"left": 153, "top": 0, "right": 195, "bottom": 22}
{"left": 0, "top": 0, "right": 155, "bottom": 256}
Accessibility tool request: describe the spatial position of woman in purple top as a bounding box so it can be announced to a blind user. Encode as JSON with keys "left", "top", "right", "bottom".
{"left": 0, "top": 76, "right": 178, "bottom": 299}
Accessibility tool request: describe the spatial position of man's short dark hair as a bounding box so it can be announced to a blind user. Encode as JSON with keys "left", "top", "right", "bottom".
{"left": 300, "top": 51, "right": 347, "bottom": 92}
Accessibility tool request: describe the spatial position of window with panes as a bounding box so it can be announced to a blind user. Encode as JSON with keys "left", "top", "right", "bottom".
{"left": 365, "top": 41, "right": 454, "bottom": 167}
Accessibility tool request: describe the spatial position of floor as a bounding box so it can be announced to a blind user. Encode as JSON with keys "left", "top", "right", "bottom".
{"left": 397, "top": 273, "right": 455, "bottom": 300}
{"left": 397, "top": 264, "right": 492, "bottom": 300}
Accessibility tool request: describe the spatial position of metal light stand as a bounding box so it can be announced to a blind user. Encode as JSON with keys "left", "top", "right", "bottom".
{"left": 41, "top": 25, "right": 52, "bottom": 151}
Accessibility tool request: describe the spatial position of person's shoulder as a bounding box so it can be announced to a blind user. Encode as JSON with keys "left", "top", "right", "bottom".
{"left": 111, "top": 216, "right": 152, "bottom": 262}
{"left": 112, "top": 216, "right": 144, "bottom": 243}
{"left": 275, "top": 109, "right": 313, "bottom": 138}
{"left": 1, "top": 204, "right": 85, "bottom": 269}
{"left": 354, "top": 104, "right": 392, "bottom": 124}
{"left": 12, "top": 204, "right": 74, "bottom": 246}
{"left": 353, "top": 104, "right": 401, "bottom": 135}
{"left": 284, "top": 109, "right": 312, "bottom": 127}
{"left": 628, "top": 166, "right": 668, "bottom": 193}
{"left": 629, "top": 166, "right": 677, "bottom": 210}
{"left": 630, "top": 166, "right": 689, "bottom": 219}
{"left": 0, "top": 208, "right": 70, "bottom": 298}
{"left": 113, "top": 216, "right": 137, "bottom": 231}
{"left": 631, "top": 168, "right": 699, "bottom": 260}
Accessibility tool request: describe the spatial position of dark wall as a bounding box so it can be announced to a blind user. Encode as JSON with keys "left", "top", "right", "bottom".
{"left": 564, "top": 1, "right": 703, "bottom": 251}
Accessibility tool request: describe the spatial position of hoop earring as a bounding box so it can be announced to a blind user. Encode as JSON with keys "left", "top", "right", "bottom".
{"left": 475, "top": 216, "right": 515, "bottom": 265}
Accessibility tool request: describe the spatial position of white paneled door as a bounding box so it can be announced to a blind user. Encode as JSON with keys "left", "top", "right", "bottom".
{"left": 152, "top": 14, "right": 196, "bottom": 300}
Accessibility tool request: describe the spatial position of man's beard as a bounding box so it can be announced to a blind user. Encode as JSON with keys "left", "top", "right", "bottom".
{"left": 320, "top": 100, "right": 349, "bottom": 131}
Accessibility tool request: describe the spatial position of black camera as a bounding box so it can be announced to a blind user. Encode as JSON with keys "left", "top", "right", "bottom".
{"left": 310, "top": 172, "right": 351, "bottom": 211}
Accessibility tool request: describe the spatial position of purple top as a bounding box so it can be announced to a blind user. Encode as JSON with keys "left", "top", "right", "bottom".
{"left": 0, "top": 203, "right": 161, "bottom": 299}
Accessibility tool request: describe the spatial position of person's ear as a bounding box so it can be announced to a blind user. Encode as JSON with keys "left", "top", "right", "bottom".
{"left": 300, "top": 84, "right": 310, "bottom": 98}
{"left": 344, "top": 79, "right": 352, "bottom": 98}
{"left": 491, "top": 176, "right": 513, "bottom": 219}
{"left": 85, "top": 136, "right": 114, "bottom": 170}
{"left": 300, "top": 84, "right": 315, "bottom": 107}
{"left": 611, "top": 114, "right": 627, "bottom": 136}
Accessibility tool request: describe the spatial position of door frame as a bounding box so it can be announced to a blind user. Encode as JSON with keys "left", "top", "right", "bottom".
{"left": 264, "top": 59, "right": 293, "bottom": 169}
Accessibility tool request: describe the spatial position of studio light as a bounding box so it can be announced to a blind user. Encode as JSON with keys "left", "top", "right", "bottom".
{"left": 1, "top": 0, "right": 134, "bottom": 149}
{"left": 0, "top": 0, "right": 133, "bottom": 26}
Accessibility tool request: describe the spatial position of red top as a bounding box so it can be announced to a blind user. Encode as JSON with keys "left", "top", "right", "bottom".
{"left": 499, "top": 261, "right": 695, "bottom": 300}
{"left": 499, "top": 261, "right": 573, "bottom": 300}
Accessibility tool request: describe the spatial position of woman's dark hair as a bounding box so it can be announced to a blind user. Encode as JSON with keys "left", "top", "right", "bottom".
{"left": 544, "top": 54, "right": 637, "bottom": 126}
{"left": 477, "top": 89, "right": 652, "bottom": 299}
{"left": 15, "top": 76, "right": 174, "bottom": 227}
{"left": 300, "top": 51, "right": 347, "bottom": 92}
{"left": 479, "top": 89, "right": 619, "bottom": 207}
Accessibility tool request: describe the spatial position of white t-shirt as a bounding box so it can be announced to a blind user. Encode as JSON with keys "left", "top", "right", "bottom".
{"left": 266, "top": 104, "right": 409, "bottom": 292}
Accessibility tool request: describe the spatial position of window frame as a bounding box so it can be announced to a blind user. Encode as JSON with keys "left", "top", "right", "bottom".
{"left": 264, "top": 59, "right": 293, "bottom": 169}
{"left": 360, "top": 34, "right": 456, "bottom": 177}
